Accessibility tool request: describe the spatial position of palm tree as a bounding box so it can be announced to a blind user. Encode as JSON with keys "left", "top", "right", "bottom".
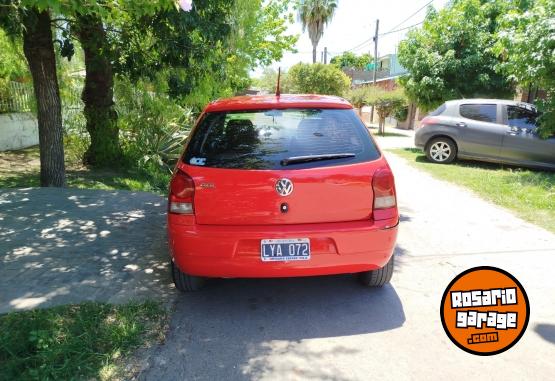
{"left": 297, "top": 0, "right": 338, "bottom": 63}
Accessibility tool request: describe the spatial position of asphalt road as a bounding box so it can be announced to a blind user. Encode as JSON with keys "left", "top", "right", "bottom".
{"left": 140, "top": 151, "right": 555, "bottom": 381}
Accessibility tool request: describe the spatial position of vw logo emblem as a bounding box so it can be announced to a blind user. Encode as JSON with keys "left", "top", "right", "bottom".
{"left": 275, "top": 178, "right": 293, "bottom": 196}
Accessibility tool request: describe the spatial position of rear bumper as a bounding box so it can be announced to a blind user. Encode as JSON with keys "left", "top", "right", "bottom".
{"left": 414, "top": 129, "right": 426, "bottom": 149}
{"left": 168, "top": 217, "right": 398, "bottom": 278}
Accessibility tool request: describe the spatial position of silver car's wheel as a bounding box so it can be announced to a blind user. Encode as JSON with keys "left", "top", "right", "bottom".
{"left": 426, "top": 138, "right": 457, "bottom": 164}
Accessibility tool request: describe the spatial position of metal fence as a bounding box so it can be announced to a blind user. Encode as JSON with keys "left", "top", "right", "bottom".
{"left": 0, "top": 81, "right": 34, "bottom": 113}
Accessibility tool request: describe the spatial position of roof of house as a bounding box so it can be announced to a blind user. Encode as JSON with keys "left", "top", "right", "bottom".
{"left": 204, "top": 94, "right": 353, "bottom": 112}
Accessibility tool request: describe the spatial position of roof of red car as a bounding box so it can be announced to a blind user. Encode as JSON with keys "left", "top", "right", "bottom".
{"left": 204, "top": 94, "right": 353, "bottom": 112}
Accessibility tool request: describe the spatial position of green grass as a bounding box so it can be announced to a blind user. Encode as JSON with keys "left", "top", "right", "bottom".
{"left": 0, "top": 168, "right": 170, "bottom": 194}
{"left": 367, "top": 127, "right": 409, "bottom": 138}
{"left": 390, "top": 148, "right": 555, "bottom": 233}
{"left": 0, "top": 146, "right": 170, "bottom": 195}
{"left": 371, "top": 131, "right": 409, "bottom": 138}
{"left": 0, "top": 301, "right": 167, "bottom": 381}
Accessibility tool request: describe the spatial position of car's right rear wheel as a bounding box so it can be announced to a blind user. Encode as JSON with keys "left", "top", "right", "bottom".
{"left": 171, "top": 260, "right": 206, "bottom": 292}
{"left": 359, "top": 256, "right": 394, "bottom": 287}
{"left": 426, "top": 137, "right": 457, "bottom": 164}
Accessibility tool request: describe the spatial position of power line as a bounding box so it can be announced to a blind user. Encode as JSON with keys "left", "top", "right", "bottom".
{"left": 385, "top": 0, "right": 432, "bottom": 34}
{"left": 380, "top": 21, "right": 424, "bottom": 36}
{"left": 341, "top": 0, "right": 432, "bottom": 53}
{"left": 346, "top": 21, "right": 424, "bottom": 52}
{"left": 344, "top": 37, "right": 374, "bottom": 53}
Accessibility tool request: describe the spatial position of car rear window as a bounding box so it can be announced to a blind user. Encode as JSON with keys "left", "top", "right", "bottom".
{"left": 507, "top": 106, "right": 537, "bottom": 130}
{"left": 428, "top": 103, "right": 446, "bottom": 116}
{"left": 459, "top": 104, "right": 497, "bottom": 123}
{"left": 183, "top": 108, "right": 380, "bottom": 170}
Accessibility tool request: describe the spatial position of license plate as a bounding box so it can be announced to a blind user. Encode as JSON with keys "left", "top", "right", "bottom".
{"left": 260, "top": 238, "right": 310, "bottom": 262}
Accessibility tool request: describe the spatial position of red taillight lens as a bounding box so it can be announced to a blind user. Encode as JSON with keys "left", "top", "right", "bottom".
{"left": 169, "top": 170, "right": 195, "bottom": 214}
{"left": 372, "top": 168, "right": 397, "bottom": 220}
{"left": 418, "top": 117, "right": 439, "bottom": 129}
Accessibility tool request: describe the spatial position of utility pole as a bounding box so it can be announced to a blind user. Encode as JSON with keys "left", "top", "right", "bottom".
{"left": 320, "top": 51, "right": 324, "bottom": 63}
{"left": 370, "top": 19, "right": 379, "bottom": 125}
{"left": 324, "top": 47, "right": 328, "bottom": 64}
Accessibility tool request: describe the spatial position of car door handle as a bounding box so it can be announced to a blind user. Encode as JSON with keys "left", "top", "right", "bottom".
{"left": 455, "top": 122, "right": 466, "bottom": 127}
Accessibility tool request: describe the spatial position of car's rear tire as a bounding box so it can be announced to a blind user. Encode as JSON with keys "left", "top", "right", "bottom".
{"left": 425, "top": 137, "right": 457, "bottom": 164}
{"left": 359, "top": 256, "right": 394, "bottom": 287}
{"left": 171, "top": 260, "right": 206, "bottom": 292}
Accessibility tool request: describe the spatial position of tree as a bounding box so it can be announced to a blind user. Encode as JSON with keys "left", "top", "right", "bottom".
{"left": 330, "top": 52, "right": 373, "bottom": 70}
{"left": 297, "top": 0, "right": 337, "bottom": 63}
{"left": 1, "top": 4, "right": 66, "bottom": 186}
{"left": 287, "top": 62, "right": 350, "bottom": 96}
{"left": 253, "top": 67, "right": 292, "bottom": 93}
{"left": 73, "top": 14, "right": 121, "bottom": 166}
{"left": 0, "top": 29, "right": 27, "bottom": 81}
{"left": 494, "top": 0, "right": 555, "bottom": 138}
{"left": 113, "top": 0, "right": 296, "bottom": 109}
{"left": 365, "top": 87, "right": 407, "bottom": 135}
{"left": 398, "top": 0, "right": 515, "bottom": 111}
{"left": 345, "top": 87, "right": 368, "bottom": 115}
{"left": 0, "top": 0, "right": 175, "bottom": 182}
{"left": 69, "top": 2, "right": 174, "bottom": 166}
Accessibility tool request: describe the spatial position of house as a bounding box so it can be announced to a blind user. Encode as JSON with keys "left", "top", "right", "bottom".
{"left": 343, "top": 54, "right": 408, "bottom": 90}
{"left": 343, "top": 54, "right": 415, "bottom": 128}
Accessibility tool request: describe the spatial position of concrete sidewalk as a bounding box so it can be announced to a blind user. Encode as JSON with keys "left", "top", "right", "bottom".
{"left": 0, "top": 188, "right": 175, "bottom": 314}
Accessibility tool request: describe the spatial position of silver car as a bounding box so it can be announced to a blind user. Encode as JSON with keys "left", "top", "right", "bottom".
{"left": 414, "top": 99, "right": 555, "bottom": 170}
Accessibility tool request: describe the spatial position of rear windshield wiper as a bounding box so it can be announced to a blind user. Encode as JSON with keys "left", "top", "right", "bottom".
{"left": 280, "top": 153, "right": 356, "bottom": 166}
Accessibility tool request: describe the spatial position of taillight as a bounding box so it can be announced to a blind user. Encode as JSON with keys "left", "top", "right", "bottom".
{"left": 418, "top": 117, "right": 439, "bottom": 129}
{"left": 372, "top": 168, "right": 397, "bottom": 220}
{"left": 169, "top": 170, "right": 195, "bottom": 214}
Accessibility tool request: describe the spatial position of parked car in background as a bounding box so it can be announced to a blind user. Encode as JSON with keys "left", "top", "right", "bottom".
{"left": 415, "top": 99, "right": 555, "bottom": 170}
{"left": 167, "top": 94, "right": 399, "bottom": 291}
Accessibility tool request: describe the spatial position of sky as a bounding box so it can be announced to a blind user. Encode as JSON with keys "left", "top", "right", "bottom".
{"left": 256, "top": 0, "right": 448, "bottom": 75}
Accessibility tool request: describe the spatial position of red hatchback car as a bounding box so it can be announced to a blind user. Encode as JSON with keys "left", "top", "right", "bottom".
{"left": 167, "top": 94, "right": 399, "bottom": 291}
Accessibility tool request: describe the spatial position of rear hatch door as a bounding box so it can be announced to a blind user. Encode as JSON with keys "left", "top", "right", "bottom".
{"left": 180, "top": 108, "right": 383, "bottom": 225}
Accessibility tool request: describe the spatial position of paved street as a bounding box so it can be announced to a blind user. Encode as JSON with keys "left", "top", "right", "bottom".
{"left": 140, "top": 151, "right": 555, "bottom": 380}
{"left": 0, "top": 188, "right": 174, "bottom": 314}
{"left": 1, "top": 145, "right": 554, "bottom": 380}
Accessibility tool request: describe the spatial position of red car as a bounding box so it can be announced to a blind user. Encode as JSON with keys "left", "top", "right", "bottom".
{"left": 167, "top": 94, "right": 398, "bottom": 291}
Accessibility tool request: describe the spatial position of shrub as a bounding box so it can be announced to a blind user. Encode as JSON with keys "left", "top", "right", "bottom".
{"left": 286, "top": 63, "right": 351, "bottom": 96}
{"left": 115, "top": 77, "right": 194, "bottom": 175}
{"left": 345, "top": 87, "right": 369, "bottom": 114}
{"left": 393, "top": 105, "right": 409, "bottom": 122}
{"left": 366, "top": 87, "right": 407, "bottom": 135}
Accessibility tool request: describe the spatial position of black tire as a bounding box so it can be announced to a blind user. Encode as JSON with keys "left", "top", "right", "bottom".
{"left": 425, "top": 137, "right": 457, "bottom": 164}
{"left": 171, "top": 260, "right": 206, "bottom": 292}
{"left": 359, "top": 256, "right": 394, "bottom": 287}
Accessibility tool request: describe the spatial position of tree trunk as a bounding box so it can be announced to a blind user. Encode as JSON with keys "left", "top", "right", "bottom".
{"left": 312, "top": 44, "right": 317, "bottom": 64}
{"left": 21, "top": 9, "right": 66, "bottom": 187}
{"left": 379, "top": 118, "right": 385, "bottom": 136}
{"left": 74, "top": 14, "right": 121, "bottom": 167}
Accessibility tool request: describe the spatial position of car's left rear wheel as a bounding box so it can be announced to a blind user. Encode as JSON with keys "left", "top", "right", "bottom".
{"left": 426, "top": 137, "right": 457, "bottom": 164}
{"left": 171, "top": 260, "right": 206, "bottom": 292}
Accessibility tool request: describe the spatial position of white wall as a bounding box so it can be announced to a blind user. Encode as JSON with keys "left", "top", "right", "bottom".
{"left": 0, "top": 113, "right": 38, "bottom": 151}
